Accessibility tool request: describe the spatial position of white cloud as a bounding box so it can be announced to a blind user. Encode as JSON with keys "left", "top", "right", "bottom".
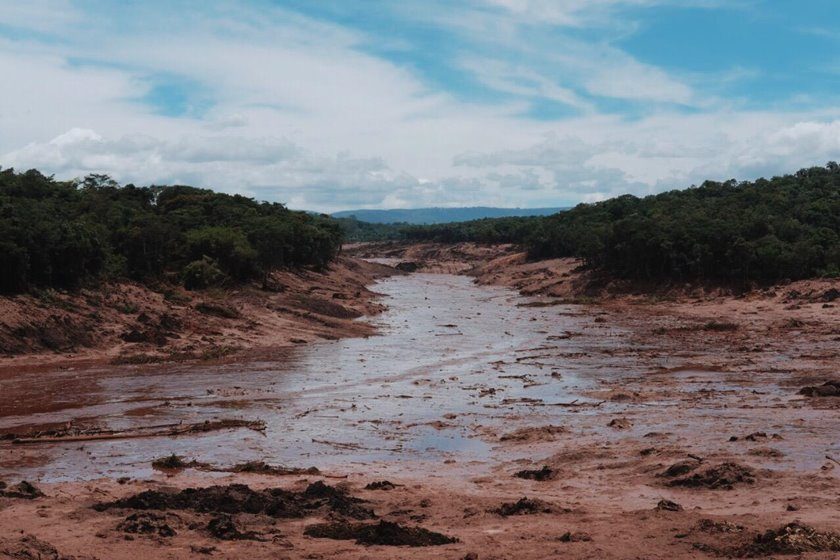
{"left": 0, "top": 1, "right": 837, "bottom": 212}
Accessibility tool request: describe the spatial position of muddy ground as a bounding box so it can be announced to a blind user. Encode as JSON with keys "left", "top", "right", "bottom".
{"left": 1, "top": 243, "right": 839, "bottom": 559}
{"left": 0, "top": 256, "right": 396, "bottom": 372}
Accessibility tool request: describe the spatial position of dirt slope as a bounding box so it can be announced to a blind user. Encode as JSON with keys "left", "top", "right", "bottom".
{"left": 0, "top": 256, "right": 396, "bottom": 371}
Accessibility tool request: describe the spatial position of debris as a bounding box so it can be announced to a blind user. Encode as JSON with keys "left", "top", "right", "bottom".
{"left": 207, "top": 514, "right": 264, "bottom": 541}
{"left": 117, "top": 512, "right": 177, "bottom": 537}
{"left": 195, "top": 302, "right": 240, "bottom": 319}
{"left": 668, "top": 462, "right": 756, "bottom": 490}
{"left": 0, "top": 534, "right": 82, "bottom": 560}
{"left": 655, "top": 499, "right": 683, "bottom": 512}
{"left": 660, "top": 460, "right": 701, "bottom": 478}
{"left": 151, "top": 454, "right": 193, "bottom": 470}
{"left": 607, "top": 417, "right": 632, "bottom": 430}
{"left": 738, "top": 523, "right": 840, "bottom": 556}
{"left": 492, "top": 497, "right": 553, "bottom": 516}
{"left": 514, "top": 466, "right": 556, "bottom": 481}
{"left": 548, "top": 400, "right": 605, "bottom": 407}
{"left": 558, "top": 531, "right": 592, "bottom": 542}
{"left": 10, "top": 419, "right": 265, "bottom": 444}
{"left": 696, "top": 519, "right": 743, "bottom": 533}
{"left": 395, "top": 262, "right": 420, "bottom": 272}
{"left": 95, "top": 481, "right": 374, "bottom": 520}
{"left": 799, "top": 381, "right": 840, "bottom": 397}
{"left": 748, "top": 447, "right": 784, "bottom": 458}
{"left": 499, "top": 425, "right": 567, "bottom": 443}
{"left": 304, "top": 520, "right": 457, "bottom": 547}
{"left": 0, "top": 481, "right": 44, "bottom": 499}
{"left": 364, "top": 481, "right": 397, "bottom": 490}
{"left": 222, "top": 462, "right": 321, "bottom": 476}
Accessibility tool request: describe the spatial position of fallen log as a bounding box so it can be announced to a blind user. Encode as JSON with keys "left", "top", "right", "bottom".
{"left": 9, "top": 419, "right": 265, "bottom": 444}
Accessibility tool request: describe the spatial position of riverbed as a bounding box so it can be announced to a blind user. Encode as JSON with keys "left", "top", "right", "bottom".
{"left": 2, "top": 270, "right": 839, "bottom": 559}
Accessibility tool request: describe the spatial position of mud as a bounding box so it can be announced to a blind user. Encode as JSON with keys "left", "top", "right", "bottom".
{"left": 493, "top": 497, "right": 555, "bottom": 516}
{"left": 0, "top": 480, "right": 43, "bottom": 499}
{"left": 740, "top": 523, "right": 840, "bottom": 556}
{"left": 96, "top": 481, "right": 374, "bottom": 520}
{"left": 1, "top": 243, "right": 839, "bottom": 559}
{"left": 667, "top": 462, "right": 757, "bottom": 490}
{"left": 0, "top": 256, "right": 394, "bottom": 369}
{"left": 655, "top": 499, "right": 683, "bottom": 512}
{"left": 0, "top": 534, "right": 90, "bottom": 560}
{"left": 304, "top": 520, "right": 457, "bottom": 547}
{"left": 117, "top": 512, "right": 178, "bottom": 538}
{"left": 799, "top": 380, "right": 840, "bottom": 397}
{"left": 206, "top": 514, "right": 264, "bottom": 541}
{"left": 514, "top": 466, "right": 556, "bottom": 481}
{"left": 6, "top": 419, "right": 265, "bottom": 444}
{"left": 364, "top": 481, "right": 397, "bottom": 490}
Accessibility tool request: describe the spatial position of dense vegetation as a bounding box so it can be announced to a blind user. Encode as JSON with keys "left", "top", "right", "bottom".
{"left": 401, "top": 164, "right": 840, "bottom": 283}
{"left": 0, "top": 169, "right": 342, "bottom": 294}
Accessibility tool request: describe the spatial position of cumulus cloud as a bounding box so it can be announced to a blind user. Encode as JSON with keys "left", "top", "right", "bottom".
{"left": 0, "top": 1, "right": 837, "bottom": 212}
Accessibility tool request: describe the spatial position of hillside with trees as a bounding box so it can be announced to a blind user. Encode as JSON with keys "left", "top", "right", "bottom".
{"left": 0, "top": 169, "right": 342, "bottom": 294}
{"left": 401, "top": 164, "right": 840, "bottom": 284}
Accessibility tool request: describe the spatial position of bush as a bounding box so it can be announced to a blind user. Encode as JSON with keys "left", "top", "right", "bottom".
{"left": 182, "top": 257, "right": 226, "bottom": 290}
{"left": 185, "top": 227, "right": 257, "bottom": 280}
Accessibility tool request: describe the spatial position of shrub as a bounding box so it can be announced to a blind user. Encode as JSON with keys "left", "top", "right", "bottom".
{"left": 182, "top": 257, "right": 226, "bottom": 290}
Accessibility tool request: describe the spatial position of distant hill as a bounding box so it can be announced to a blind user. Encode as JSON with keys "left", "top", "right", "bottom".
{"left": 331, "top": 206, "right": 566, "bottom": 224}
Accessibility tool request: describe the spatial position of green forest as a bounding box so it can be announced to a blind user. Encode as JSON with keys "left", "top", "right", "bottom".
{"left": 3, "top": 163, "right": 838, "bottom": 295}
{"left": 0, "top": 169, "right": 342, "bottom": 294}
{"left": 398, "top": 164, "right": 840, "bottom": 283}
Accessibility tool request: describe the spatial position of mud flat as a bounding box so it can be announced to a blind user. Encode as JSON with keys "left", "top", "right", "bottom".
{"left": 1, "top": 246, "right": 839, "bottom": 559}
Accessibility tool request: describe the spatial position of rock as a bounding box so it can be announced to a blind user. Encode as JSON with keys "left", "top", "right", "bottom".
{"left": 655, "top": 499, "right": 683, "bottom": 512}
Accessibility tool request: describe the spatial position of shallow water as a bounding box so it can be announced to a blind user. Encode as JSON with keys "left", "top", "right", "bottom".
{"left": 0, "top": 274, "right": 615, "bottom": 481}
{"left": 1, "top": 272, "right": 835, "bottom": 482}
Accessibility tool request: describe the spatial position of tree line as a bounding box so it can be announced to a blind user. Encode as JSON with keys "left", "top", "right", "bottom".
{"left": 390, "top": 164, "right": 840, "bottom": 283}
{"left": 0, "top": 169, "right": 342, "bottom": 294}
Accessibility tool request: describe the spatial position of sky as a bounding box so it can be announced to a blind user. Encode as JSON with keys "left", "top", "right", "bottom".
{"left": 1, "top": 0, "right": 839, "bottom": 212}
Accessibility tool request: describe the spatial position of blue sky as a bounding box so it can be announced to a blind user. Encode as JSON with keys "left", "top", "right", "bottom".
{"left": 1, "top": 0, "right": 839, "bottom": 211}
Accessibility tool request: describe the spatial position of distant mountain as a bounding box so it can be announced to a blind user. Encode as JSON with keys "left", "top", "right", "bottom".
{"left": 331, "top": 206, "right": 567, "bottom": 225}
